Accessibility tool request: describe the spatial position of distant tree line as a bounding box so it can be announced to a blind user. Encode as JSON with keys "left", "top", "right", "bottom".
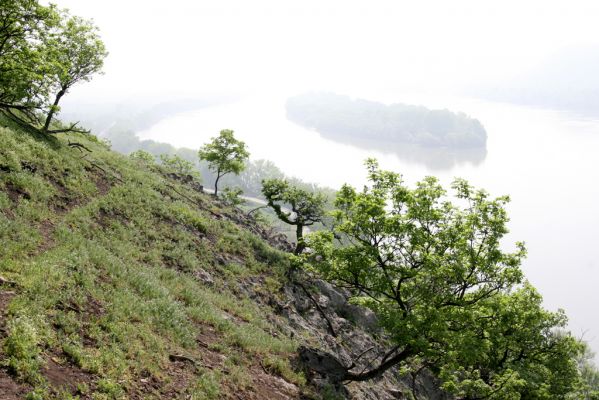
{"left": 286, "top": 92, "right": 487, "bottom": 148}
{"left": 104, "top": 129, "right": 335, "bottom": 202}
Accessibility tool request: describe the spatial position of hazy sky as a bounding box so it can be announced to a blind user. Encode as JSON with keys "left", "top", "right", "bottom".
{"left": 47, "top": 0, "right": 599, "bottom": 100}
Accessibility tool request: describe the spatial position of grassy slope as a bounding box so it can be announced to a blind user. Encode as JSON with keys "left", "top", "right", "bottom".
{"left": 0, "top": 126, "right": 309, "bottom": 399}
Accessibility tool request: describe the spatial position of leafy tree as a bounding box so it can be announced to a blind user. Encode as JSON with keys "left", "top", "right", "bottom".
{"left": 262, "top": 178, "right": 326, "bottom": 254}
{"left": 0, "top": 0, "right": 58, "bottom": 121}
{"left": 305, "top": 159, "right": 586, "bottom": 397}
{"left": 41, "top": 13, "right": 107, "bottom": 132}
{"left": 305, "top": 159, "right": 528, "bottom": 382}
{"left": 0, "top": 2, "right": 106, "bottom": 133}
{"left": 198, "top": 129, "right": 249, "bottom": 197}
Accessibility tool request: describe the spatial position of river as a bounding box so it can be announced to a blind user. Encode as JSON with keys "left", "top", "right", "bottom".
{"left": 138, "top": 91, "right": 599, "bottom": 355}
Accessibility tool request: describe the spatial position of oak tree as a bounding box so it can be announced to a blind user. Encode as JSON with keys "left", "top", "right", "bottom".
{"left": 198, "top": 129, "right": 249, "bottom": 197}
{"left": 305, "top": 159, "right": 527, "bottom": 381}
{"left": 305, "top": 159, "right": 585, "bottom": 398}
{"left": 262, "top": 178, "right": 326, "bottom": 254}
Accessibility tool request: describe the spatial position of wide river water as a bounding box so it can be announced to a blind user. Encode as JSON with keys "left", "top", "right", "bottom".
{"left": 138, "top": 91, "right": 599, "bottom": 355}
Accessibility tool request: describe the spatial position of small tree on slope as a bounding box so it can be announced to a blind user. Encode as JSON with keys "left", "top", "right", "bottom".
{"left": 198, "top": 129, "right": 249, "bottom": 197}
{"left": 262, "top": 178, "right": 326, "bottom": 255}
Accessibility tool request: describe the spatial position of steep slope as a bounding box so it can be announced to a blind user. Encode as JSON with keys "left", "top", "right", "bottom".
{"left": 0, "top": 126, "right": 448, "bottom": 400}
{"left": 0, "top": 127, "right": 310, "bottom": 399}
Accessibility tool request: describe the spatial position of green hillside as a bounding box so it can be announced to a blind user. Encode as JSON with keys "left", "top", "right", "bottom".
{"left": 3, "top": 120, "right": 599, "bottom": 399}
{"left": 0, "top": 126, "right": 311, "bottom": 399}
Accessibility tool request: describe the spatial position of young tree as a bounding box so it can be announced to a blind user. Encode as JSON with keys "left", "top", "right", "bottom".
{"left": 262, "top": 178, "right": 326, "bottom": 254}
{"left": 198, "top": 129, "right": 249, "bottom": 197}
{"left": 305, "top": 159, "right": 528, "bottom": 382}
{"left": 41, "top": 13, "right": 107, "bottom": 132}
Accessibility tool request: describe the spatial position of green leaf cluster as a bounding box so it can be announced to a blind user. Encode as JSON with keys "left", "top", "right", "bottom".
{"left": 198, "top": 129, "right": 249, "bottom": 197}
{"left": 0, "top": 0, "right": 107, "bottom": 132}
{"left": 160, "top": 153, "right": 200, "bottom": 179}
{"left": 262, "top": 178, "right": 327, "bottom": 254}
{"left": 304, "top": 158, "right": 586, "bottom": 396}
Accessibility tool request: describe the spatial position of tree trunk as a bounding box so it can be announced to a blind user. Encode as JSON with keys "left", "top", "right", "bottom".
{"left": 214, "top": 170, "right": 221, "bottom": 197}
{"left": 294, "top": 224, "right": 304, "bottom": 255}
{"left": 342, "top": 346, "right": 414, "bottom": 382}
{"left": 43, "top": 87, "right": 67, "bottom": 132}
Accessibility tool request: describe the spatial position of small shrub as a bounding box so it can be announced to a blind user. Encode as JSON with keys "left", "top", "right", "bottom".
{"left": 96, "top": 378, "right": 123, "bottom": 398}
{"left": 129, "top": 150, "right": 156, "bottom": 165}
{"left": 4, "top": 316, "right": 42, "bottom": 383}
{"left": 190, "top": 369, "right": 221, "bottom": 400}
{"left": 160, "top": 154, "right": 200, "bottom": 179}
{"left": 222, "top": 187, "right": 245, "bottom": 207}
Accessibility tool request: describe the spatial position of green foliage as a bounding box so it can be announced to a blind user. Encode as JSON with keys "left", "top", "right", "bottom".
{"left": 0, "top": 126, "right": 300, "bottom": 397}
{"left": 304, "top": 159, "right": 582, "bottom": 395}
{"left": 3, "top": 316, "right": 43, "bottom": 383}
{"left": 198, "top": 129, "right": 249, "bottom": 196}
{"left": 0, "top": 0, "right": 58, "bottom": 110}
{"left": 128, "top": 149, "right": 156, "bottom": 165}
{"left": 262, "top": 178, "right": 327, "bottom": 254}
{"left": 41, "top": 12, "right": 107, "bottom": 131}
{"left": 159, "top": 153, "right": 200, "bottom": 179}
{"left": 221, "top": 186, "right": 245, "bottom": 207}
{"left": 286, "top": 92, "right": 487, "bottom": 148}
{"left": 0, "top": 1, "right": 107, "bottom": 133}
{"left": 439, "top": 285, "right": 582, "bottom": 399}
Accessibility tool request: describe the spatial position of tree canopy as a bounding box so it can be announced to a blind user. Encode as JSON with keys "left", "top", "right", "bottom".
{"left": 262, "top": 178, "right": 327, "bottom": 254}
{"left": 304, "top": 159, "right": 583, "bottom": 396}
{"left": 286, "top": 92, "right": 487, "bottom": 148}
{"left": 438, "top": 285, "right": 582, "bottom": 399}
{"left": 198, "top": 129, "right": 249, "bottom": 197}
{"left": 0, "top": 0, "right": 106, "bottom": 133}
{"left": 41, "top": 13, "right": 107, "bottom": 132}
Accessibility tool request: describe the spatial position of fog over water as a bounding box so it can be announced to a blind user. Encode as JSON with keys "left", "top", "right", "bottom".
{"left": 48, "top": 0, "right": 599, "bottom": 357}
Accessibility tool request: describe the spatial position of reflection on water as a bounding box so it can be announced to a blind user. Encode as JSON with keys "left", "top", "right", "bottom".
{"left": 316, "top": 132, "right": 487, "bottom": 170}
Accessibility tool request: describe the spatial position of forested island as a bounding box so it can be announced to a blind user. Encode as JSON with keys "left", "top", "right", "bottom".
{"left": 286, "top": 92, "right": 487, "bottom": 149}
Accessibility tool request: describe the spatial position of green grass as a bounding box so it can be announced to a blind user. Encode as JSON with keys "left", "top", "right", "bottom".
{"left": 0, "top": 125, "right": 305, "bottom": 398}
